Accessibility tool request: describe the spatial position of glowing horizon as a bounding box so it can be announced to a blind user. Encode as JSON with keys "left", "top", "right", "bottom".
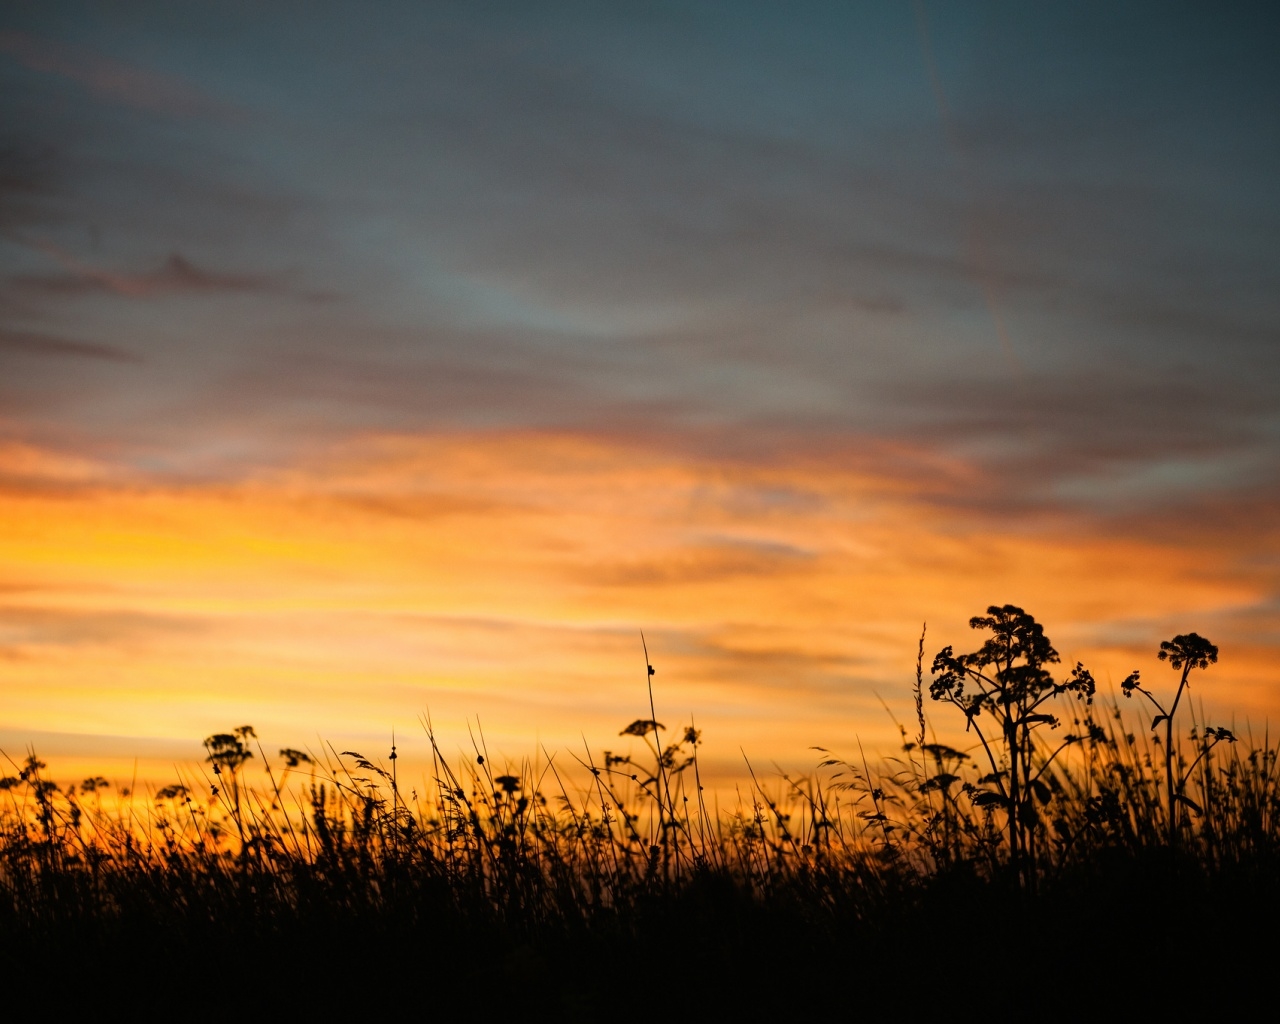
{"left": 3, "top": 428, "right": 1275, "bottom": 792}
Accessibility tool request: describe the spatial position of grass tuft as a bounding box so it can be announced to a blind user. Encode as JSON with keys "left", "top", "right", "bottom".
{"left": 1, "top": 606, "right": 1277, "bottom": 1014}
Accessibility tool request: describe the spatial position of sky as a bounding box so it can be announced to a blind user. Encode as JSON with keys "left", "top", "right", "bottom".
{"left": 2, "top": 1, "right": 1278, "bottom": 790}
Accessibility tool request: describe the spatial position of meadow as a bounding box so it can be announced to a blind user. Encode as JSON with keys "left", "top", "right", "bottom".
{"left": 2, "top": 605, "right": 1275, "bottom": 1015}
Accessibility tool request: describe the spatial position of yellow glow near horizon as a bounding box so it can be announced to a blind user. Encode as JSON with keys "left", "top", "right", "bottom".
{"left": 1, "top": 431, "right": 1276, "bottom": 792}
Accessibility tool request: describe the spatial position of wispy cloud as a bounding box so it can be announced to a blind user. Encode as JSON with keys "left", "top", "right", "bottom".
{"left": 574, "top": 538, "right": 815, "bottom": 588}
{"left": 0, "top": 30, "right": 241, "bottom": 120}
{"left": 0, "top": 430, "right": 1274, "bottom": 772}
{"left": 0, "top": 142, "right": 59, "bottom": 235}
{"left": 0, "top": 327, "right": 139, "bottom": 362}
{"left": 13, "top": 242, "right": 288, "bottom": 299}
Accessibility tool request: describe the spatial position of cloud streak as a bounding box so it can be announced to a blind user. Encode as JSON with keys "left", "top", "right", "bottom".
{"left": 13, "top": 242, "right": 287, "bottom": 299}
{"left": 0, "top": 30, "right": 241, "bottom": 120}
{"left": 0, "top": 327, "right": 138, "bottom": 361}
{"left": 0, "top": 430, "right": 1274, "bottom": 778}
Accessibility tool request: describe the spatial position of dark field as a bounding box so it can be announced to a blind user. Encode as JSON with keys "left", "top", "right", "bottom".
{"left": 3, "top": 607, "right": 1276, "bottom": 1016}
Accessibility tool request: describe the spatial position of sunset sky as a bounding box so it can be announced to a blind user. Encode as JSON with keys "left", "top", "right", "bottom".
{"left": 2, "top": 2, "right": 1278, "bottom": 789}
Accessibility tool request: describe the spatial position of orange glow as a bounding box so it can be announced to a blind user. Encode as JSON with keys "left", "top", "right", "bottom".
{"left": 2, "top": 431, "right": 1277, "bottom": 791}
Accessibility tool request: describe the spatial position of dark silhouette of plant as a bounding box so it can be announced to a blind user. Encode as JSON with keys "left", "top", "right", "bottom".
{"left": 204, "top": 725, "right": 256, "bottom": 845}
{"left": 1121, "top": 632, "right": 1223, "bottom": 840}
{"left": 205, "top": 725, "right": 255, "bottom": 775}
{"left": 278, "top": 748, "right": 314, "bottom": 769}
{"left": 929, "top": 604, "right": 1095, "bottom": 881}
{"left": 2, "top": 613, "right": 1276, "bottom": 1017}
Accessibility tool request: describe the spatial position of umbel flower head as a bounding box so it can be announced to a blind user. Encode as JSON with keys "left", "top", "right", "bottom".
{"left": 1157, "top": 633, "right": 1219, "bottom": 673}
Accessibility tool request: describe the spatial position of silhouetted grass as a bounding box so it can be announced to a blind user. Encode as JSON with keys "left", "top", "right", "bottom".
{"left": 2, "top": 607, "right": 1277, "bottom": 1015}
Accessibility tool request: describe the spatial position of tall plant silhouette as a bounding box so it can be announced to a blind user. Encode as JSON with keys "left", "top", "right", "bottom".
{"left": 204, "top": 725, "right": 256, "bottom": 847}
{"left": 929, "top": 605, "right": 1096, "bottom": 880}
{"left": 1121, "top": 633, "right": 1222, "bottom": 841}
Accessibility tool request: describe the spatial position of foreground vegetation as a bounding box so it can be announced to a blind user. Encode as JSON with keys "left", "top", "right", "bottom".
{"left": 2, "top": 606, "right": 1277, "bottom": 1013}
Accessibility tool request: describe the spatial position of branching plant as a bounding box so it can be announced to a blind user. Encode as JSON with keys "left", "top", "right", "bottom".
{"left": 1121, "top": 632, "right": 1228, "bottom": 841}
{"left": 929, "top": 604, "right": 1096, "bottom": 883}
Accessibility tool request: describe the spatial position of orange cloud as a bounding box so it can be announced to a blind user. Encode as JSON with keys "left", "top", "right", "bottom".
{"left": 0, "top": 431, "right": 1275, "bottom": 791}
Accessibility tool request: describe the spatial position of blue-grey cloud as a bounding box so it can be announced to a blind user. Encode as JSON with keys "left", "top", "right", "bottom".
{"left": 0, "top": 326, "right": 138, "bottom": 361}
{"left": 0, "top": 0, "right": 1276, "bottom": 529}
{"left": 13, "top": 248, "right": 294, "bottom": 299}
{"left": 0, "top": 29, "right": 242, "bottom": 120}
